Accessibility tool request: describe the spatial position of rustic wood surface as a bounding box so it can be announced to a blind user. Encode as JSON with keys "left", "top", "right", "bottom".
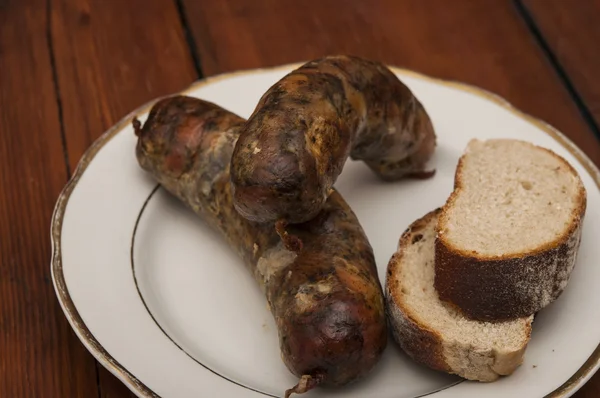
{"left": 0, "top": 1, "right": 99, "bottom": 397}
{"left": 49, "top": 0, "right": 198, "bottom": 396}
{"left": 0, "top": 0, "right": 599, "bottom": 397}
{"left": 523, "top": 0, "right": 600, "bottom": 139}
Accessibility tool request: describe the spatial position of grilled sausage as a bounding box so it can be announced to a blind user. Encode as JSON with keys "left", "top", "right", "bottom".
{"left": 231, "top": 55, "right": 436, "bottom": 228}
{"left": 133, "top": 96, "right": 387, "bottom": 397}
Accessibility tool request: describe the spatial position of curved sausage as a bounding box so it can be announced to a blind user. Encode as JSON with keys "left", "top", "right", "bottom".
{"left": 230, "top": 55, "right": 436, "bottom": 227}
{"left": 133, "top": 96, "right": 387, "bottom": 397}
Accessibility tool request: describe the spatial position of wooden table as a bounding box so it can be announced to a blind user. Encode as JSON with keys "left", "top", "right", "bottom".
{"left": 2, "top": 0, "right": 599, "bottom": 396}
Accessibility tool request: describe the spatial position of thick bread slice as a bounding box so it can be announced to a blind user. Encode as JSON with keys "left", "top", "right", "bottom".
{"left": 385, "top": 209, "right": 533, "bottom": 382}
{"left": 435, "top": 139, "right": 586, "bottom": 321}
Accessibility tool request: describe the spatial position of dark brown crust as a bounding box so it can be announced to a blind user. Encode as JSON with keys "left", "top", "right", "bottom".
{"left": 385, "top": 209, "right": 452, "bottom": 373}
{"left": 435, "top": 141, "right": 587, "bottom": 321}
{"left": 231, "top": 55, "right": 436, "bottom": 224}
{"left": 134, "top": 96, "right": 387, "bottom": 392}
{"left": 386, "top": 209, "right": 533, "bottom": 380}
{"left": 435, "top": 218, "right": 584, "bottom": 321}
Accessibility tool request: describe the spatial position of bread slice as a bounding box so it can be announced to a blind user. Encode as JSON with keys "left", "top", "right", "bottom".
{"left": 435, "top": 139, "right": 586, "bottom": 321}
{"left": 385, "top": 209, "right": 533, "bottom": 382}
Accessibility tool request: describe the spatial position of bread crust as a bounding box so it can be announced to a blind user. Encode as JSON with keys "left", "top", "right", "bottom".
{"left": 435, "top": 141, "right": 587, "bottom": 321}
{"left": 386, "top": 210, "right": 451, "bottom": 374}
{"left": 385, "top": 209, "right": 531, "bottom": 381}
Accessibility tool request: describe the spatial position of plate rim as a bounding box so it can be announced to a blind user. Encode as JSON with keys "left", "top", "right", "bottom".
{"left": 50, "top": 62, "right": 600, "bottom": 398}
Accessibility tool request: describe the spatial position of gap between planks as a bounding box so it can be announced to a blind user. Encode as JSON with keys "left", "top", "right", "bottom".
{"left": 514, "top": 0, "right": 600, "bottom": 141}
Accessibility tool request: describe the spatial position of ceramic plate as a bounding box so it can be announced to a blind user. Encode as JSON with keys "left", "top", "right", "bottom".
{"left": 51, "top": 63, "right": 600, "bottom": 398}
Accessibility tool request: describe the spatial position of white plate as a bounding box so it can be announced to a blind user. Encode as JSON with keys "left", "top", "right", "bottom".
{"left": 51, "top": 63, "right": 600, "bottom": 398}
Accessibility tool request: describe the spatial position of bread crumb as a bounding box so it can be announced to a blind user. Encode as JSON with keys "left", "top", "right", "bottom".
{"left": 386, "top": 209, "right": 532, "bottom": 382}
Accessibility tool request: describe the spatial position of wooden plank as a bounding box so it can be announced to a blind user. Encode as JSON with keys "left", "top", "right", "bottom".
{"left": 50, "top": 0, "right": 198, "bottom": 171}
{"left": 181, "top": 0, "right": 600, "bottom": 167}
{"left": 574, "top": 376, "right": 600, "bottom": 398}
{"left": 523, "top": 0, "right": 600, "bottom": 136}
{"left": 0, "top": 1, "right": 99, "bottom": 396}
{"left": 49, "top": 0, "right": 198, "bottom": 396}
{"left": 98, "top": 366, "right": 137, "bottom": 398}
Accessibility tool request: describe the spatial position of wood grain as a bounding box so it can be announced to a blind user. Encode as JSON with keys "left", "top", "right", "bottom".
{"left": 49, "top": 0, "right": 198, "bottom": 396}
{"left": 50, "top": 0, "right": 198, "bottom": 171}
{"left": 98, "top": 366, "right": 137, "bottom": 398}
{"left": 0, "top": 1, "right": 98, "bottom": 396}
{"left": 523, "top": 0, "right": 600, "bottom": 136}
{"left": 572, "top": 369, "right": 600, "bottom": 398}
{"left": 182, "top": 0, "right": 600, "bottom": 167}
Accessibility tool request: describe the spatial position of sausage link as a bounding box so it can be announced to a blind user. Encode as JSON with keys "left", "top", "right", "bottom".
{"left": 230, "top": 55, "right": 436, "bottom": 226}
{"left": 133, "top": 96, "right": 387, "bottom": 397}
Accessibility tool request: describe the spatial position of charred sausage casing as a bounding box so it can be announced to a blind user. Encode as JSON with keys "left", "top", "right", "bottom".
{"left": 230, "top": 55, "right": 436, "bottom": 226}
{"left": 133, "top": 96, "right": 388, "bottom": 397}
